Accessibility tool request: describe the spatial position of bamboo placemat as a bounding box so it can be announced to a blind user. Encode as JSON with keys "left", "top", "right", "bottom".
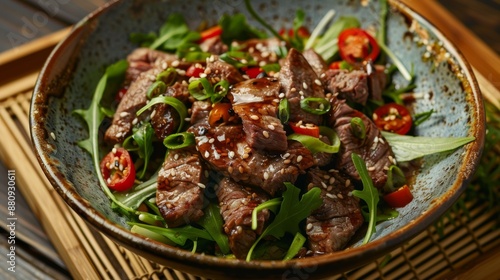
{"left": 1, "top": 4, "right": 500, "bottom": 278}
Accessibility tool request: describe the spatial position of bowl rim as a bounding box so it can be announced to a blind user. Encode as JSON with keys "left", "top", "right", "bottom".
{"left": 30, "top": 0, "right": 485, "bottom": 275}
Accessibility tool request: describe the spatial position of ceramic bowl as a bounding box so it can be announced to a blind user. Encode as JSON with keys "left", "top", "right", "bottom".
{"left": 30, "top": 0, "right": 485, "bottom": 279}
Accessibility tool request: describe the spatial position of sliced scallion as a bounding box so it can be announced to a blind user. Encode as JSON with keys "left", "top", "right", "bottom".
{"left": 146, "top": 80, "right": 166, "bottom": 99}
{"left": 136, "top": 96, "right": 187, "bottom": 132}
{"left": 350, "top": 117, "right": 366, "bottom": 139}
{"left": 163, "top": 132, "right": 195, "bottom": 149}
{"left": 279, "top": 98, "right": 290, "bottom": 123}
{"left": 300, "top": 97, "right": 331, "bottom": 115}
{"left": 156, "top": 67, "right": 178, "bottom": 86}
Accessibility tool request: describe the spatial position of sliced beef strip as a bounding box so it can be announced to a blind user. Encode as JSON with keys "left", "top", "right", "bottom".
{"left": 199, "top": 36, "right": 228, "bottom": 55}
{"left": 302, "top": 49, "right": 328, "bottom": 76}
{"left": 279, "top": 48, "right": 325, "bottom": 125}
{"left": 229, "top": 77, "right": 288, "bottom": 153}
{"left": 365, "top": 62, "right": 386, "bottom": 102}
{"left": 231, "top": 38, "right": 283, "bottom": 69}
{"left": 327, "top": 96, "right": 394, "bottom": 188}
{"left": 104, "top": 68, "right": 161, "bottom": 144}
{"left": 156, "top": 147, "right": 207, "bottom": 227}
{"left": 321, "top": 69, "right": 369, "bottom": 105}
{"left": 125, "top": 48, "right": 191, "bottom": 84}
{"left": 189, "top": 122, "right": 314, "bottom": 196}
{"left": 216, "top": 178, "right": 270, "bottom": 259}
{"left": 150, "top": 81, "right": 191, "bottom": 140}
{"left": 305, "top": 168, "right": 363, "bottom": 254}
{"left": 205, "top": 55, "right": 245, "bottom": 85}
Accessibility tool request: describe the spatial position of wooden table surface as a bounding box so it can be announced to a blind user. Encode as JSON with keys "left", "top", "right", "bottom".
{"left": 0, "top": 0, "right": 498, "bottom": 279}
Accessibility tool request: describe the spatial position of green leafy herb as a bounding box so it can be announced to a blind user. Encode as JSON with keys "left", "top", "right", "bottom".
{"left": 278, "top": 98, "right": 290, "bottom": 123}
{"left": 197, "top": 203, "right": 231, "bottom": 255}
{"left": 188, "top": 77, "right": 229, "bottom": 104}
{"left": 304, "top": 9, "right": 336, "bottom": 50}
{"left": 381, "top": 132, "right": 476, "bottom": 162}
{"left": 128, "top": 223, "right": 213, "bottom": 246}
{"left": 413, "top": 109, "right": 434, "bottom": 126}
{"left": 283, "top": 232, "right": 306, "bottom": 260}
{"left": 114, "top": 174, "right": 158, "bottom": 210}
{"left": 73, "top": 59, "right": 132, "bottom": 212}
{"left": 150, "top": 13, "right": 191, "bottom": 50}
{"left": 251, "top": 197, "right": 282, "bottom": 230}
{"left": 242, "top": 0, "right": 282, "bottom": 42}
{"left": 130, "top": 225, "right": 177, "bottom": 246}
{"left": 351, "top": 153, "right": 379, "bottom": 245}
{"left": 383, "top": 165, "right": 407, "bottom": 193}
{"left": 313, "top": 16, "right": 360, "bottom": 62}
{"left": 287, "top": 126, "right": 340, "bottom": 154}
{"left": 219, "top": 12, "right": 267, "bottom": 45}
{"left": 246, "top": 183, "right": 322, "bottom": 261}
{"left": 127, "top": 122, "right": 155, "bottom": 179}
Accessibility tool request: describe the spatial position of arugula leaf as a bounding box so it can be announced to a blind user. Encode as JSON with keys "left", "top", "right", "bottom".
{"left": 128, "top": 223, "right": 213, "bottom": 246}
{"left": 219, "top": 13, "right": 267, "bottom": 45}
{"left": 114, "top": 174, "right": 158, "bottom": 210}
{"left": 313, "top": 16, "right": 360, "bottom": 62}
{"left": 246, "top": 183, "right": 322, "bottom": 261}
{"left": 127, "top": 122, "right": 154, "bottom": 179}
{"left": 150, "top": 13, "right": 190, "bottom": 50}
{"left": 197, "top": 203, "right": 231, "bottom": 255}
{"left": 283, "top": 232, "right": 306, "bottom": 260}
{"left": 73, "top": 60, "right": 133, "bottom": 212}
{"left": 351, "top": 153, "right": 379, "bottom": 245}
{"left": 381, "top": 132, "right": 476, "bottom": 162}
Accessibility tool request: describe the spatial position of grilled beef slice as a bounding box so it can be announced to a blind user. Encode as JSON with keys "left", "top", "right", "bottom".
{"left": 189, "top": 121, "right": 314, "bottom": 196}
{"left": 150, "top": 81, "right": 192, "bottom": 140}
{"left": 279, "top": 48, "right": 326, "bottom": 125}
{"left": 302, "top": 49, "right": 329, "bottom": 76}
{"left": 156, "top": 147, "right": 207, "bottom": 227}
{"left": 327, "top": 96, "right": 394, "bottom": 188}
{"left": 104, "top": 68, "right": 160, "bottom": 143}
{"left": 205, "top": 55, "right": 245, "bottom": 85}
{"left": 216, "top": 178, "right": 270, "bottom": 259}
{"left": 230, "top": 77, "right": 288, "bottom": 153}
{"left": 306, "top": 168, "right": 363, "bottom": 254}
{"left": 230, "top": 38, "right": 283, "bottom": 69}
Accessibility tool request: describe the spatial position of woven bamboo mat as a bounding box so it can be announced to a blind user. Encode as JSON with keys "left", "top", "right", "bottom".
{"left": 1, "top": 4, "right": 500, "bottom": 278}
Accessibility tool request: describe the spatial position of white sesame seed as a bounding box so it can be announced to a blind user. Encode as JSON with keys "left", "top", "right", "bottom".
{"left": 119, "top": 112, "right": 129, "bottom": 118}
{"left": 209, "top": 138, "right": 215, "bottom": 144}
{"left": 263, "top": 172, "right": 269, "bottom": 180}
{"left": 171, "top": 60, "right": 180, "bottom": 67}
{"left": 250, "top": 115, "right": 259, "bottom": 120}
{"left": 199, "top": 73, "right": 207, "bottom": 78}
{"left": 197, "top": 183, "right": 206, "bottom": 189}
{"left": 204, "top": 151, "right": 210, "bottom": 158}
{"left": 132, "top": 118, "right": 138, "bottom": 125}
{"left": 112, "top": 147, "right": 117, "bottom": 154}
{"left": 228, "top": 151, "right": 235, "bottom": 159}
{"left": 306, "top": 223, "right": 313, "bottom": 230}
{"left": 50, "top": 132, "right": 56, "bottom": 140}
{"left": 297, "top": 155, "right": 303, "bottom": 163}
{"left": 268, "top": 124, "right": 276, "bottom": 130}
{"left": 174, "top": 153, "right": 179, "bottom": 160}
{"left": 345, "top": 179, "right": 351, "bottom": 187}
{"left": 337, "top": 193, "right": 344, "bottom": 199}
{"left": 314, "top": 79, "right": 322, "bottom": 86}
{"left": 150, "top": 110, "right": 156, "bottom": 119}
{"left": 302, "top": 82, "right": 308, "bottom": 89}
{"left": 279, "top": 93, "right": 285, "bottom": 98}
{"left": 321, "top": 182, "right": 327, "bottom": 189}
{"left": 326, "top": 193, "right": 336, "bottom": 199}
{"left": 263, "top": 131, "right": 270, "bottom": 138}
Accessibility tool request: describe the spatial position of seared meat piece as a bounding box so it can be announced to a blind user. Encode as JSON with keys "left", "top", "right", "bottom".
{"left": 321, "top": 69, "right": 369, "bottom": 105}
{"left": 365, "top": 62, "right": 386, "bottom": 102}
{"left": 190, "top": 101, "right": 212, "bottom": 125}
{"left": 189, "top": 122, "right": 314, "bottom": 196}
{"left": 327, "top": 96, "right": 394, "bottom": 188}
{"left": 230, "top": 77, "right": 288, "bottom": 153}
{"left": 200, "top": 36, "right": 228, "bottom": 55}
{"left": 302, "top": 49, "right": 328, "bottom": 76}
{"left": 126, "top": 48, "right": 190, "bottom": 83}
{"left": 156, "top": 147, "right": 207, "bottom": 227}
{"left": 312, "top": 135, "right": 334, "bottom": 167}
{"left": 216, "top": 178, "right": 270, "bottom": 259}
{"left": 104, "top": 68, "right": 160, "bottom": 143}
{"left": 279, "top": 48, "right": 325, "bottom": 125}
{"left": 150, "top": 81, "right": 191, "bottom": 140}
{"left": 206, "top": 55, "right": 245, "bottom": 84}
{"left": 305, "top": 168, "right": 363, "bottom": 254}
{"left": 231, "top": 38, "right": 283, "bottom": 69}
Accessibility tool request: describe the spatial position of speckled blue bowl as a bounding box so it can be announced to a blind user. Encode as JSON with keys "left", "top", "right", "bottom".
{"left": 30, "top": 0, "right": 484, "bottom": 279}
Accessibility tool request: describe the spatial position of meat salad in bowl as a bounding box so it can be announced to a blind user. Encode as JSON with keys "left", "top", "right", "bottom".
{"left": 31, "top": 0, "right": 484, "bottom": 278}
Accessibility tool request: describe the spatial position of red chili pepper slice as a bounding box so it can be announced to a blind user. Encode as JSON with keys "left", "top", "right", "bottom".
{"left": 373, "top": 103, "right": 412, "bottom": 135}
{"left": 383, "top": 185, "right": 413, "bottom": 208}
{"left": 185, "top": 65, "right": 205, "bottom": 78}
{"left": 100, "top": 147, "right": 136, "bottom": 192}
{"left": 208, "top": 103, "right": 233, "bottom": 127}
{"left": 115, "top": 87, "right": 128, "bottom": 102}
{"left": 242, "top": 66, "right": 263, "bottom": 79}
{"left": 289, "top": 122, "right": 320, "bottom": 138}
{"left": 338, "top": 28, "right": 380, "bottom": 64}
{"left": 199, "top": 25, "right": 223, "bottom": 43}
